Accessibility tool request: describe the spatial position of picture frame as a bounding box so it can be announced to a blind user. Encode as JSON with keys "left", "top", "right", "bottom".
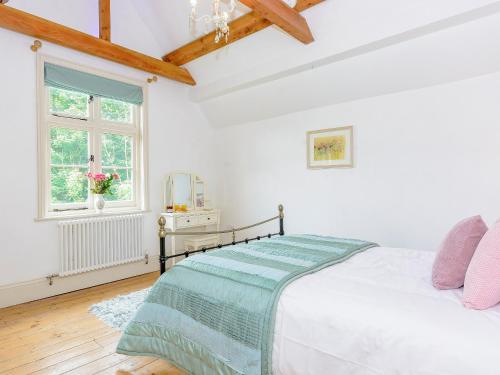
{"left": 307, "top": 126, "right": 354, "bottom": 169}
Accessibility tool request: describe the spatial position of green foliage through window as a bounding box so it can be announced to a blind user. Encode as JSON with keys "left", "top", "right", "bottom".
{"left": 50, "top": 128, "right": 89, "bottom": 205}
{"left": 51, "top": 167, "right": 88, "bottom": 204}
{"left": 100, "top": 97, "right": 133, "bottom": 123}
{"left": 102, "top": 133, "right": 133, "bottom": 201}
{"left": 101, "top": 133, "right": 132, "bottom": 167}
{"left": 49, "top": 87, "right": 89, "bottom": 118}
{"left": 50, "top": 128, "right": 89, "bottom": 165}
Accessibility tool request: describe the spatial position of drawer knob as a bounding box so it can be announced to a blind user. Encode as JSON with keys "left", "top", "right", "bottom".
{"left": 207, "top": 218, "right": 211, "bottom": 220}
{"left": 187, "top": 220, "right": 190, "bottom": 223}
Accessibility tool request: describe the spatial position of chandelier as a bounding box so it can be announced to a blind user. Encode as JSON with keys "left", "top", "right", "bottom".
{"left": 189, "top": 0, "right": 298, "bottom": 44}
{"left": 189, "top": 0, "right": 237, "bottom": 44}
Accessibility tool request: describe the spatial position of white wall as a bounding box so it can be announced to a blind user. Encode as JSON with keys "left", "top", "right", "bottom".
{"left": 0, "top": 2, "right": 216, "bottom": 294}
{"left": 215, "top": 72, "right": 500, "bottom": 251}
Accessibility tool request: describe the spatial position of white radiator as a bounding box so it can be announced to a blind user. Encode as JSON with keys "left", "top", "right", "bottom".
{"left": 58, "top": 214, "right": 144, "bottom": 277}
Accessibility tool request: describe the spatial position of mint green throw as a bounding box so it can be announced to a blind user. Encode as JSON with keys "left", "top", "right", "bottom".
{"left": 116, "top": 235, "right": 377, "bottom": 374}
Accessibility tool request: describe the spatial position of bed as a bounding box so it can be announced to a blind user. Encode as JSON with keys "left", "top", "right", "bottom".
{"left": 272, "top": 246, "right": 500, "bottom": 375}
{"left": 116, "top": 207, "right": 500, "bottom": 375}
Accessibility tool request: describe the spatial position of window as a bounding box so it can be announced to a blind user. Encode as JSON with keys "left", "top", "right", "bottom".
{"left": 37, "top": 58, "right": 147, "bottom": 218}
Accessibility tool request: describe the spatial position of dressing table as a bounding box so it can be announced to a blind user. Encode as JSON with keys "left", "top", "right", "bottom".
{"left": 161, "top": 172, "right": 220, "bottom": 265}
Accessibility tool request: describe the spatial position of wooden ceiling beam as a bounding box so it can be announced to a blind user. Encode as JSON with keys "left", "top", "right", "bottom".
{"left": 162, "top": 0, "right": 323, "bottom": 66}
{"left": 0, "top": 4, "right": 196, "bottom": 85}
{"left": 238, "top": 0, "right": 313, "bottom": 44}
{"left": 99, "top": 0, "right": 111, "bottom": 41}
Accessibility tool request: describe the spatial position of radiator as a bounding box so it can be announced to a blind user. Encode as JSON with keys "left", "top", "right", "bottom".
{"left": 58, "top": 214, "right": 144, "bottom": 277}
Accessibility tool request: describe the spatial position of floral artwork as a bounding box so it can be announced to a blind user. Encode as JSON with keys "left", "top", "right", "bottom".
{"left": 307, "top": 126, "right": 353, "bottom": 168}
{"left": 313, "top": 135, "right": 346, "bottom": 161}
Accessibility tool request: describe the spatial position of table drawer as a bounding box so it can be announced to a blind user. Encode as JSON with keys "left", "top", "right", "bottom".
{"left": 175, "top": 216, "right": 198, "bottom": 228}
{"left": 198, "top": 214, "right": 218, "bottom": 225}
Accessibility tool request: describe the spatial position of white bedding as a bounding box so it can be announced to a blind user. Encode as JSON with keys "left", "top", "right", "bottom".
{"left": 272, "top": 246, "right": 500, "bottom": 375}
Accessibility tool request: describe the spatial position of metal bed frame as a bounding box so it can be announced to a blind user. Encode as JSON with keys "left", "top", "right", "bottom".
{"left": 158, "top": 204, "right": 285, "bottom": 274}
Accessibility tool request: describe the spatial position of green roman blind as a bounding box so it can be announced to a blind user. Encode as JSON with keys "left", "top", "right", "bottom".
{"left": 44, "top": 63, "right": 143, "bottom": 105}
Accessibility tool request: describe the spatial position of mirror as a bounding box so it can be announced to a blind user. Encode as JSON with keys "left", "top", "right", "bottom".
{"left": 164, "top": 172, "right": 208, "bottom": 211}
{"left": 172, "top": 173, "right": 193, "bottom": 208}
{"left": 194, "top": 175, "right": 205, "bottom": 209}
{"left": 164, "top": 175, "right": 173, "bottom": 208}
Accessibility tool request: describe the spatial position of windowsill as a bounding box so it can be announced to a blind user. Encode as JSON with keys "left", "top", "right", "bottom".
{"left": 35, "top": 208, "right": 151, "bottom": 222}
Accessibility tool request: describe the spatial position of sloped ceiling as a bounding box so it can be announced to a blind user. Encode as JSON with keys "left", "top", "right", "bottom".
{"left": 163, "top": 0, "right": 500, "bottom": 127}
{"left": 192, "top": 1, "right": 500, "bottom": 126}
{"left": 7, "top": 0, "right": 500, "bottom": 127}
{"left": 131, "top": 0, "right": 500, "bottom": 127}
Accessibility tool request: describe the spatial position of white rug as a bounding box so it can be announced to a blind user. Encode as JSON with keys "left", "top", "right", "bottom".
{"left": 89, "top": 287, "right": 150, "bottom": 330}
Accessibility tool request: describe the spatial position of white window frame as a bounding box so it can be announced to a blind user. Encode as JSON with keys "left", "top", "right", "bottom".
{"left": 36, "top": 55, "right": 149, "bottom": 220}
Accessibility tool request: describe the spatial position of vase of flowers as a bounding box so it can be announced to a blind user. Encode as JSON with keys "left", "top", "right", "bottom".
{"left": 86, "top": 172, "right": 120, "bottom": 213}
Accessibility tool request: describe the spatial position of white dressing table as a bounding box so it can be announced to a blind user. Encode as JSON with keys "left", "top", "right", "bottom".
{"left": 162, "top": 172, "right": 220, "bottom": 265}
{"left": 160, "top": 209, "right": 220, "bottom": 264}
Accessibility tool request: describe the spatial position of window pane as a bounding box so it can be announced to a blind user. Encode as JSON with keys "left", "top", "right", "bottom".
{"left": 50, "top": 128, "right": 89, "bottom": 165}
{"left": 51, "top": 167, "right": 88, "bottom": 204}
{"left": 101, "top": 133, "right": 132, "bottom": 168}
{"left": 103, "top": 168, "right": 133, "bottom": 201}
{"left": 100, "top": 97, "right": 133, "bottom": 123}
{"left": 48, "top": 87, "right": 89, "bottom": 118}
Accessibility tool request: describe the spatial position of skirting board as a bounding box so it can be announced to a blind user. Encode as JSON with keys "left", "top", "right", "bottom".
{"left": 0, "top": 260, "right": 160, "bottom": 308}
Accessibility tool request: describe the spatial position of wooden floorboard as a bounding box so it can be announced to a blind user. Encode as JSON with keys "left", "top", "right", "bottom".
{"left": 0, "top": 272, "right": 186, "bottom": 375}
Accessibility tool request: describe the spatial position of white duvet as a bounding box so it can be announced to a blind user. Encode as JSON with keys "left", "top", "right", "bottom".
{"left": 272, "top": 247, "right": 500, "bottom": 375}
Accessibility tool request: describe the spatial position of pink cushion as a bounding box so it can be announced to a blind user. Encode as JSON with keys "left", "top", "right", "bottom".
{"left": 463, "top": 222, "right": 500, "bottom": 310}
{"left": 432, "top": 215, "right": 487, "bottom": 290}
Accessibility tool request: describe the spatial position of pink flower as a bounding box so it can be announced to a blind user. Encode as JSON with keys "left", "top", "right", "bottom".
{"left": 94, "top": 173, "right": 106, "bottom": 181}
{"left": 112, "top": 173, "right": 120, "bottom": 180}
{"left": 86, "top": 172, "right": 93, "bottom": 178}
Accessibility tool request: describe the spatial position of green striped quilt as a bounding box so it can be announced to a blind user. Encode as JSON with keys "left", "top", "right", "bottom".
{"left": 116, "top": 234, "right": 377, "bottom": 374}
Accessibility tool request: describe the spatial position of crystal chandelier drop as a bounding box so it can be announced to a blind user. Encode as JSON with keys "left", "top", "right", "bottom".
{"left": 189, "top": 0, "right": 237, "bottom": 44}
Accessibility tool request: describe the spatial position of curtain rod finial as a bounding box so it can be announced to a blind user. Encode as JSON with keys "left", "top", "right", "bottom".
{"left": 31, "top": 40, "right": 42, "bottom": 52}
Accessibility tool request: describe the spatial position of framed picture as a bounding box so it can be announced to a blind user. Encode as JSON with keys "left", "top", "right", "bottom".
{"left": 307, "top": 126, "right": 353, "bottom": 169}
